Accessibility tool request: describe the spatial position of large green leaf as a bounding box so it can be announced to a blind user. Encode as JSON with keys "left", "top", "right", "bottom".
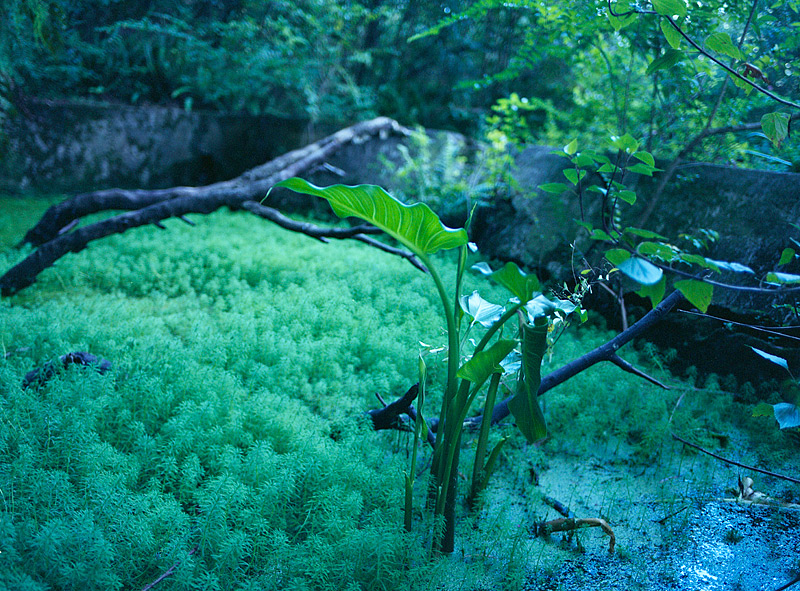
{"left": 473, "top": 262, "right": 541, "bottom": 303}
{"left": 674, "top": 279, "right": 713, "bottom": 313}
{"left": 761, "top": 112, "right": 790, "bottom": 148}
{"left": 652, "top": 0, "right": 687, "bottom": 18}
{"left": 272, "top": 178, "right": 468, "bottom": 256}
{"left": 457, "top": 339, "right": 517, "bottom": 388}
{"left": 508, "top": 319, "right": 549, "bottom": 443}
{"left": 705, "top": 32, "right": 744, "bottom": 61}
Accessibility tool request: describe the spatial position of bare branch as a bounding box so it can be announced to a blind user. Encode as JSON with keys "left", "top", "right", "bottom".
{"left": 671, "top": 432, "right": 800, "bottom": 485}
{"left": 609, "top": 354, "right": 670, "bottom": 389}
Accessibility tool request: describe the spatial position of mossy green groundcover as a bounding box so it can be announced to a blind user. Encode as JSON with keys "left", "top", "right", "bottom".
{"left": 0, "top": 195, "right": 796, "bottom": 590}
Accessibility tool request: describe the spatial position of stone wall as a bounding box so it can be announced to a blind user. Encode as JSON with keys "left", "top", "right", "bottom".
{"left": 0, "top": 100, "right": 319, "bottom": 193}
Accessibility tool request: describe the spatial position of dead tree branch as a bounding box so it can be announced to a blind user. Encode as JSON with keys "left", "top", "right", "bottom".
{"left": 1, "top": 118, "right": 412, "bottom": 295}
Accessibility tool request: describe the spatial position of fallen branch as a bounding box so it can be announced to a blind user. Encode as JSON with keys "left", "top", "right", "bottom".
{"left": 671, "top": 432, "right": 800, "bottom": 485}
{"left": 1, "top": 118, "right": 411, "bottom": 295}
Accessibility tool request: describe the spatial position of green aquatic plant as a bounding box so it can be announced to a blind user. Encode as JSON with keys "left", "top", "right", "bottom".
{"left": 271, "top": 178, "right": 578, "bottom": 554}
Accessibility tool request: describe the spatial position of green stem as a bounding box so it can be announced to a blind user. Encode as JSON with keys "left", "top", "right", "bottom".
{"left": 470, "top": 372, "right": 501, "bottom": 503}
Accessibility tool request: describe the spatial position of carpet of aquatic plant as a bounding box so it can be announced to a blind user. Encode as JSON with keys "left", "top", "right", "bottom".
{"left": 1, "top": 195, "right": 797, "bottom": 590}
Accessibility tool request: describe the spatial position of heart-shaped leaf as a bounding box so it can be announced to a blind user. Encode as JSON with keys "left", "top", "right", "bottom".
{"left": 272, "top": 179, "right": 468, "bottom": 256}
{"left": 457, "top": 339, "right": 517, "bottom": 388}
{"left": 460, "top": 291, "right": 505, "bottom": 328}
{"left": 474, "top": 262, "right": 541, "bottom": 303}
{"left": 774, "top": 403, "right": 800, "bottom": 430}
{"left": 675, "top": 279, "right": 713, "bottom": 313}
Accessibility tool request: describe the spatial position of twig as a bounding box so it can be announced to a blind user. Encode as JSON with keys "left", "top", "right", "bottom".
{"left": 654, "top": 504, "right": 688, "bottom": 524}
{"left": 609, "top": 354, "right": 670, "bottom": 389}
{"left": 671, "top": 432, "right": 800, "bottom": 485}
{"left": 142, "top": 545, "right": 198, "bottom": 591}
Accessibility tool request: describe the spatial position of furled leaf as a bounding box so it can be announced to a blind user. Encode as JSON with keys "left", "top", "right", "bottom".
{"left": 750, "top": 347, "right": 789, "bottom": 372}
{"left": 652, "top": 0, "right": 687, "bottom": 18}
{"left": 618, "top": 256, "right": 663, "bottom": 285}
{"left": 773, "top": 403, "right": 800, "bottom": 430}
{"left": 761, "top": 112, "right": 790, "bottom": 148}
{"left": 457, "top": 339, "right": 518, "bottom": 388}
{"left": 705, "top": 32, "right": 744, "bottom": 60}
{"left": 272, "top": 179, "right": 468, "bottom": 256}
{"left": 508, "top": 319, "right": 549, "bottom": 443}
{"left": 674, "top": 279, "right": 713, "bottom": 313}
{"left": 460, "top": 291, "right": 505, "bottom": 328}
{"left": 564, "top": 138, "right": 578, "bottom": 155}
{"left": 646, "top": 49, "right": 683, "bottom": 75}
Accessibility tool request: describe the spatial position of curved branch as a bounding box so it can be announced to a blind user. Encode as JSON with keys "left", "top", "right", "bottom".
{"left": 1, "top": 118, "right": 411, "bottom": 295}
{"left": 19, "top": 117, "right": 409, "bottom": 248}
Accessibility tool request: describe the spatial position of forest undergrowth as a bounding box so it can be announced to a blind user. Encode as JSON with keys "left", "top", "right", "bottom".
{"left": 0, "top": 195, "right": 797, "bottom": 591}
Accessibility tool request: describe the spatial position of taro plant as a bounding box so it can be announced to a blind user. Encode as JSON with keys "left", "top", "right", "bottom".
{"left": 269, "top": 178, "right": 576, "bottom": 554}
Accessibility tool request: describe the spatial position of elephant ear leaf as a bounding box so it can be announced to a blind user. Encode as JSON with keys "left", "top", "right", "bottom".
{"left": 272, "top": 178, "right": 468, "bottom": 256}
{"left": 508, "top": 318, "right": 549, "bottom": 443}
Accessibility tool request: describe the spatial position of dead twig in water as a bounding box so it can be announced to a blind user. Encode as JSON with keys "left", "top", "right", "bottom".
{"left": 671, "top": 432, "right": 800, "bottom": 485}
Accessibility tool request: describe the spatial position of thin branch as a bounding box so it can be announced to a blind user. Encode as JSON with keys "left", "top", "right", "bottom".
{"left": 609, "top": 354, "right": 670, "bottom": 389}
{"left": 671, "top": 432, "right": 800, "bottom": 485}
{"left": 241, "top": 200, "right": 382, "bottom": 241}
{"left": 666, "top": 16, "right": 800, "bottom": 110}
{"left": 678, "top": 309, "right": 800, "bottom": 342}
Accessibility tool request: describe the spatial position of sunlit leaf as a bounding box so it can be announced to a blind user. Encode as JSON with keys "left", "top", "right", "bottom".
{"left": 272, "top": 179, "right": 468, "bottom": 256}
{"left": 524, "top": 294, "right": 576, "bottom": 321}
{"left": 539, "top": 182, "right": 569, "bottom": 194}
{"left": 674, "top": 279, "right": 713, "bottom": 313}
{"left": 476, "top": 262, "right": 541, "bottom": 303}
{"left": 705, "top": 259, "right": 755, "bottom": 274}
{"left": 773, "top": 403, "right": 800, "bottom": 430}
{"left": 750, "top": 346, "right": 790, "bottom": 372}
{"left": 564, "top": 138, "right": 578, "bottom": 155}
{"left": 752, "top": 402, "right": 775, "bottom": 418}
{"left": 618, "top": 256, "right": 663, "bottom": 285}
{"left": 605, "top": 248, "right": 631, "bottom": 267}
{"left": 460, "top": 290, "right": 505, "bottom": 328}
{"left": 766, "top": 271, "right": 800, "bottom": 285}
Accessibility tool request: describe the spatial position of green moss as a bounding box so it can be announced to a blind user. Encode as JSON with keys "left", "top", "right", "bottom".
{"left": 1, "top": 198, "right": 798, "bottom": 589}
